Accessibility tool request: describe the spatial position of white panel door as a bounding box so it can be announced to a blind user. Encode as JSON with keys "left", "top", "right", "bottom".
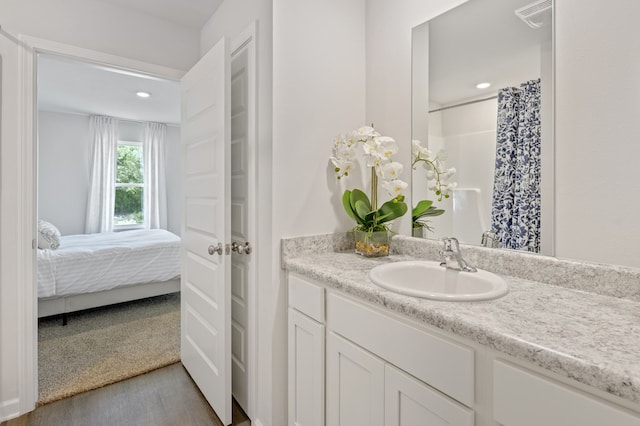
{"left": 385, "top": 364, "right": 474, "bottom": 426}
{"left": 230, "top": 46, "right": 251, "bottom": 413}
{"left": 326, "top": 332, "right": 384, "bottom": 426}
{"left": 180, "top": 37, "right": 232, "bottom": 425}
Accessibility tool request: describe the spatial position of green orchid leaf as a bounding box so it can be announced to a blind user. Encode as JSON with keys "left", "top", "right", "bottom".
{"left": 342, "top": 190, "right": 358, "bottom": 222}
{"left": 412, "top": 199, "right": 445, "bottom": 220}
{"left": 426, "top": 207, "right": 445, "bottom": 217}
{"left": 354, "top": 200, "right": 371, "bottom": 225}
{"left": 376, "top": 200, "right": 408, "bottom": 224}
{"left": 412, "top": 199, "right": 434, "bottom": 217}
{"left": 364, "top": 210, "right": 377, "bottom": 224}
{"left": 349, "top": 189, "right": 371, "bottom": 213}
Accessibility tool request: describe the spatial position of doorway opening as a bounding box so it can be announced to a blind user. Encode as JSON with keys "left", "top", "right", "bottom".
{"left": 32, "top": 33, "right": 257, "bottom": 421}
{"left": 35, "top": 51, "right": 183, "bottom": 404}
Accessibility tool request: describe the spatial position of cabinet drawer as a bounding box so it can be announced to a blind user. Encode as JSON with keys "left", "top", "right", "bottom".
{"left": 289, "top": 274, "right": 325, "bottom": 323}
{"left": 494, "top": 360, "right": 640, "bottom": 426}
{"left": 328, "top": 292, "right": 474, "bottom": 407}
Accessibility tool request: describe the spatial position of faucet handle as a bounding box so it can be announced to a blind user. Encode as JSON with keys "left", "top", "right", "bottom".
{"left": 441, "top": 237, "right": 459, "bottom": 251}
{"left": 440, "top": 237, "right": 477, "bottom": 272}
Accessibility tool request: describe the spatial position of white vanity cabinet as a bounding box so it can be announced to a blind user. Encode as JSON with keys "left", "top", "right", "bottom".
{"left": 286, "top": 272, "right": 640, "bottom": 426}
{"left": 325, "top": 331, "right": 474, "bottom": 426}
{"left": 326, "top": 291, "right": 475, "bottom": 426}
{"left": 288, "top": 273, "right": 474, "bottom": 426}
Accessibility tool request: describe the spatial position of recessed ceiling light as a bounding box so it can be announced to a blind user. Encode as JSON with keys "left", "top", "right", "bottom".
{"left": 136, "top": 91, "right": 151, "bottom": 98}
{"left": 476, "top": 82, "right": 491, "bottom": 89}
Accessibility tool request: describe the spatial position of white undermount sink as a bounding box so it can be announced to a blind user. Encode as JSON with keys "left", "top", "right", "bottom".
{"left": 368, "top": 260, "right": 509, "bottom": 301}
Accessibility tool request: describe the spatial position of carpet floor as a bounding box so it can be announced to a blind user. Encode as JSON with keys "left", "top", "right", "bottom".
{"left": 37, "top": 293, "right": 180, "bottom": 406}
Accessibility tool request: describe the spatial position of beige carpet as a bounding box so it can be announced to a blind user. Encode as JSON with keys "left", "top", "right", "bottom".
{"left": 38, "top": 293, "right": 180, "bottom": 406}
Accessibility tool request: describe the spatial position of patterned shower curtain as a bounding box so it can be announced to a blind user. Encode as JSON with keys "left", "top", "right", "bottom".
{"left": 490, "top": 79, "right": 541, "bottom": 252}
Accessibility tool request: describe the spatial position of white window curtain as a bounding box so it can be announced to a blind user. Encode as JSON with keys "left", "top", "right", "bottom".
{"left": 85, "top": 116, "right": 118, "bottom": 234}
{"left": 143, "top": 122, "right": 168, "bottom": 229}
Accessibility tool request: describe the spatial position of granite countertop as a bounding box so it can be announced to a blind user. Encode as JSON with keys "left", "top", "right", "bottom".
{"left": 282, "top": 248, "right": 640, "bottom": 407}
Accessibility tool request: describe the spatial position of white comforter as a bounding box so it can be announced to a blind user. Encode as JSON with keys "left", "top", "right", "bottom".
{"left": 38, "top": 229, "right": 181, "bottom": 299}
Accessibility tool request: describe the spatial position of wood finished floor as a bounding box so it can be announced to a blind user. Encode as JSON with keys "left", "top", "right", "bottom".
{"left": 2, "top": 363, "right": 250, "bottom": 426}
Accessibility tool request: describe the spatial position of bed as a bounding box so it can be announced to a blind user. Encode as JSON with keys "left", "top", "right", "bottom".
{"left": 37, "top": 228, "right": 182, "bottom": 320}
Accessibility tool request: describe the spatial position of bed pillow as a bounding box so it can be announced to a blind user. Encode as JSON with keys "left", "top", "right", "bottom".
{"left": 38, "top": 220, "right": 61, "bottom": 250}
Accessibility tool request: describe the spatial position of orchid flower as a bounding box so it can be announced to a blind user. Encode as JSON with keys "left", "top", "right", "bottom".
{"left": 411, "top": 139, "right": 457, "bottom": 201}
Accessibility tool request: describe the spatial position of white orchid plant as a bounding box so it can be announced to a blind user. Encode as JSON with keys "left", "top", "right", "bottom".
{"left": 411, "top": 139, "right": 457, "bottom": 231}
{"left": 330, "top": 126, "right": 408, "bottom": 233}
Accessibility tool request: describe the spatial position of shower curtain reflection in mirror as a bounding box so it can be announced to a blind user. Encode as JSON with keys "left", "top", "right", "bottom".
{"left": 490, "top": 79, "right": 541, "bottom": 252}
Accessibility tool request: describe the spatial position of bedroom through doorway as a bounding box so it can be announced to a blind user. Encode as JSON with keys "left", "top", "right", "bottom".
{"left": 35, "top": 52, "right": 184, "bottom": 405}
{"left": 32, "top": 38, "right": 258, "bottom": 421}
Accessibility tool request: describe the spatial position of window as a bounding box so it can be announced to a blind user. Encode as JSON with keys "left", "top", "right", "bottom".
{"left": 114, "top": 141, "right": 144, "bottom": 227}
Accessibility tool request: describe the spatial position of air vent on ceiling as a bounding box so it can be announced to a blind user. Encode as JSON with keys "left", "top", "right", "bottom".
{"left": 515, "top": 0, "right": 553, "bottom": 29}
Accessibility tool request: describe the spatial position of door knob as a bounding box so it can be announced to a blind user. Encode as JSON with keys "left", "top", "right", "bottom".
{"left": 231, "top": 241, "right": 252, "bottom": 255}
{"left": 208, "top": 243, "right": 223, "bottom": 256}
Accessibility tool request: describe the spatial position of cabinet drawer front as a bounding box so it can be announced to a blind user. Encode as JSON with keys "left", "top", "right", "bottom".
{"left": 494, "top": 361, "right": 640, "bottom": 426}
{"left": 289, "top": 274, "right": 325, "bottom": 323}
{"left": 328, "top": 292, "right": 474, "bottom": 407}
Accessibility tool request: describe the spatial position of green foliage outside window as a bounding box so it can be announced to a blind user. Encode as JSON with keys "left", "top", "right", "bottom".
{"left": 115, "top": 144, "right": 144, "bottom": 225}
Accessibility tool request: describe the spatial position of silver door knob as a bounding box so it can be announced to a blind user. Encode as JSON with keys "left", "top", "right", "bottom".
{"left": 208, "top": 243, "right": 223, "bottom": 256}
{"left": 231, "top": 241, "right": 252, "bottom": 255}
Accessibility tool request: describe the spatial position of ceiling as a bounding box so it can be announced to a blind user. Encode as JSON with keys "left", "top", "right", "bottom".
{"left": 37, "top": 0, "right": 226, "bottom": 124}
{"left": 97, "top": 0, "right": 223, "bottom": 30}
{"left": 38, "top": 53, "right": 181, "bottom": 125}
{"left": 427, "top": 0, "right": 552, "bottom": 106}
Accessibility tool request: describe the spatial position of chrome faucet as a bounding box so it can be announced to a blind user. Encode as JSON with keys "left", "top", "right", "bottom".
{"left": 440, "top": 237, "right": 477, "bottom": 272}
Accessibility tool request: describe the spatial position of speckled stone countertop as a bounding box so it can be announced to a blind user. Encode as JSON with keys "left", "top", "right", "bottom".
{"left": 281, "top": 233, "right": 640, "bottom": 408}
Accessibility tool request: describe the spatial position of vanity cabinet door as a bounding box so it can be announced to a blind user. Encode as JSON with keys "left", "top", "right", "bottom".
{"left": 327, "top": 332, "right": 385, "bottom": 426}
{"left": 288, "top": 308, "right": 325, "bottom": 426}
{"left": 385, "top": 364, "right": 474, "bottom": 426}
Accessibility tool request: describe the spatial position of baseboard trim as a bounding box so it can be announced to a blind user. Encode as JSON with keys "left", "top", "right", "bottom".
{"left": 0, "top": 397, "right": 21, "bottom": 423}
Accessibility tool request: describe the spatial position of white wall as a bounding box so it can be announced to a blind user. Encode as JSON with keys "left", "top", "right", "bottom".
{"left": 554, "top": 0, "right": 640, "bottom": 267}
{"left": 0, "top": 0, "right": 200, "bottom": 71}
{"left": 37, "top": 112, "right": 182, "bottom": 236}
{"left": 273, "top": 0, "right": 367, "bottom": 237}
{"left": 38, "top": 112, "right": 90, "bottom": 235}
{"left": 273, "top": 1, "right": 366, "bottom": 423}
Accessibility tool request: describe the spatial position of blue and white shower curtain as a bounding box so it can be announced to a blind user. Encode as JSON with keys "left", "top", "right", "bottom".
{"left": 490, "top": 79, "right": 541, "bottom": 252}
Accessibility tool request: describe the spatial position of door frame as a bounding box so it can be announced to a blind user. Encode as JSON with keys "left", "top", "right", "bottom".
{"left": 20, "top": 35, "right": 183, "bottom": 410}
{"left": 19, "top": 31, "right": 259, "bottom": 419}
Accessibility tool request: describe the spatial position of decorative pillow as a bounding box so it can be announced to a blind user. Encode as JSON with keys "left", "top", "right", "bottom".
{"left": 38, "top": 220, "right": 61, "bottom": 250}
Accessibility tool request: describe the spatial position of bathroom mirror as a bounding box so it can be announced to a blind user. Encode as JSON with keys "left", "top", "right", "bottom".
{"left": 411, "top": 0, "right": 554, "bottom": 255}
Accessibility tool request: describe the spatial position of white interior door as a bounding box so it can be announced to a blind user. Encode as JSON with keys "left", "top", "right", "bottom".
{"left": 180, "top": 37, "right": 232, "bottom": 425}
{"left": 230, "top": 44, "right": 251, "bottom": 413}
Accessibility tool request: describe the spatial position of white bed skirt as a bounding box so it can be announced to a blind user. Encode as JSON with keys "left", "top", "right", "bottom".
{"left": 38, "top": 279, "right": 180, "bottom": 318}
{"left": 38, "top": 229, "right": 181, "bottom": 299}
